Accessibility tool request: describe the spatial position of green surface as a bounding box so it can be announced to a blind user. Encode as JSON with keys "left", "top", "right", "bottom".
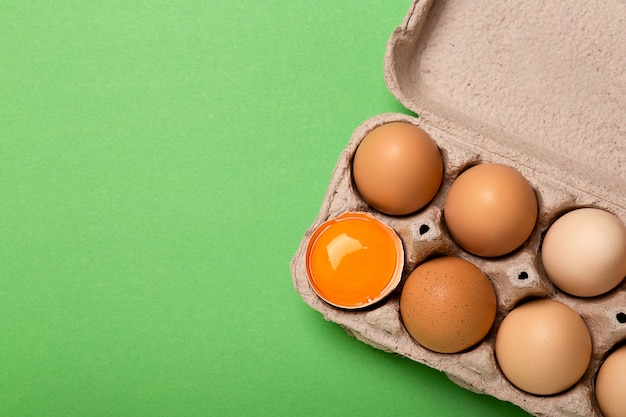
{"left": 1, "top": 1, "right": 531, "bottom": 416}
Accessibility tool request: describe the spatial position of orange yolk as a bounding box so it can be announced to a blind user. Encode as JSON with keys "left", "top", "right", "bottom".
{"left": 305, "top": 212, "right": 403, "bottom": 309}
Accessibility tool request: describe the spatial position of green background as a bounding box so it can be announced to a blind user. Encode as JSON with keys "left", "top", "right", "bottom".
{"left": 1, "top": 1, "right": 531, "bottom": 416}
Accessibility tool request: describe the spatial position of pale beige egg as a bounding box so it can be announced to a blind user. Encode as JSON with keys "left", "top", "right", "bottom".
{"left": 541, "top": 207, "right": 626, "bottom": 297}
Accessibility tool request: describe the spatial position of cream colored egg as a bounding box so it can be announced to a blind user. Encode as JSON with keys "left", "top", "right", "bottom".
{"left": 541, "top": 208, "right": 626, "bottom": 297}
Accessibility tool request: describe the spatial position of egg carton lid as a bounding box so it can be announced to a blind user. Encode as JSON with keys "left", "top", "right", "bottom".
{"left": 384, "top": 0, "right": 625, "bottom": 209}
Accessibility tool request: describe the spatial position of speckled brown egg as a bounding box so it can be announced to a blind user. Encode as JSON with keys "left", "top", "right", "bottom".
{"left": 352, "top": 122, "right": 443, "bottom": 216}
{"left": 399, "top": 256, "right": 497, "bottom": 353}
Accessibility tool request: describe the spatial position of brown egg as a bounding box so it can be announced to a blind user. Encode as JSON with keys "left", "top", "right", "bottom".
{"left": 399, "top": 256, "right": 497, "bottom": 353}
{"left": 595, "top": 345, "right": 626, "bottom": 417}
{"left": 352, "top": 122, "right": 443, "bottom": 216}
{"left": 495, "top": 299, "right": 592, "bottom": 395}
{"left": 444, "top": 163, "right": 538, "bottom": 257}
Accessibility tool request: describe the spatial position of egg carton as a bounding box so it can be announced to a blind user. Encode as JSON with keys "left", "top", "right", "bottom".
{"left": 290, "top": 1, "right": 626, "bottom": 416}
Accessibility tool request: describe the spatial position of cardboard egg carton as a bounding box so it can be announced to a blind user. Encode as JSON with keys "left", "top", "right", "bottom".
{"left": 290, "top": 1, "right": 625, "bottom": 416}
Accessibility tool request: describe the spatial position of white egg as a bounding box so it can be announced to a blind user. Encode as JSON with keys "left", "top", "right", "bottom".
{"left": 541, "top": 208, "right": 626, "bottom": 297}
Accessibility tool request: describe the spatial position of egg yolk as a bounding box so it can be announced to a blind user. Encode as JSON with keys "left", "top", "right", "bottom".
{"left": 305, "top": 212, "right": 403, "bottom": 309}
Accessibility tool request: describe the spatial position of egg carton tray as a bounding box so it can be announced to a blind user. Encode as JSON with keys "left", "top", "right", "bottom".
{"left": 290, "top": 1, "right": 626, "bottom": 416}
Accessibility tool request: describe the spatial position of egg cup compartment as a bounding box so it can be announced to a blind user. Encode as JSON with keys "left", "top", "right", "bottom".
{"left": 291, "top": 0, "right": 625, "bottom": 415}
